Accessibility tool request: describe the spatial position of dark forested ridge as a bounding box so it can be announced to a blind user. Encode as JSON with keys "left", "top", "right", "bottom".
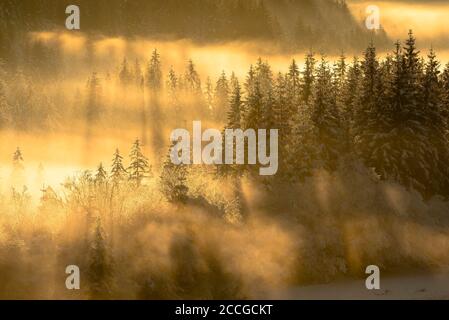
{"left": 0, "top": 0, "right": 389, "bottom": 62}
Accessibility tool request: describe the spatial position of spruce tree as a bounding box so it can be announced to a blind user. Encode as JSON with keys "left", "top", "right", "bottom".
{"left": 226, "top": 79, "right": 242, "bottom": 129}
{"left": 110, "top": 149, "right": 127, "bottom": 184}
{"left": 301, "top": 52, "right": 316, "bottom": 105}
{"left": 287, "top": 59, "right": 301, "bottom": 106}
{"left": 86, "top": 72, "right": 102, "bottom": 122}
{"left": 214, "top": 71, "right": 229, "bottom": 121}
{"left": 205, "top": 76, "right": 214, "bottom": 117}
{"left": 95, "top": 163, "right": 107, "bottom": 185}
{"left": 146, "top": 49, "right": 162, "bottom": 91}
{"left": 128, "top": 139, "right": 151, "bottom": 186}
{"left": 87, "top": 219, "right": 113, "bottom": 299}
{"left": 184, "top": 59, "right": 201, "bottom": 94}
{"left": 160, "top": 143, "right": 189, "bottom": 204}
{"left": 420, "top": 48, "right": 449, "bottom": 195}
{"left": 310, "top": 57, "right": 343, "bottom": 170}
{"left": 119, "top": 58, "right": 131, "bottom": 86}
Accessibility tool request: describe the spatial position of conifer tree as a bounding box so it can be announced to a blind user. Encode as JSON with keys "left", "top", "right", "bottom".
{"left": 341, "top": 56, "right": 361, "bottom": 126}
{"left": 226, "top": 79, "right": 242, "bottom": 129}
{"left": 86, "top": 72, "right": 102, "bottom": 122}
{"left": 110, "top": 149, "right": 127, "bottom": 184}
{"left": 353, "top": 42, "right": 381, "bottom": 160}
{"left": 87, "top": 219, "right": 113, "bottom": 299}
{"left": 160, "top": 143, "right": 189, "bottom": 204}
{"left": 244, "top": 80, "right": 264, "bottom": 130}
{"left": 128, "top": 139, "right": 151, "bottom": 186}
{"left": 287, "top": 59, "right": 301, "bottom": 106}
{"left": 132, "top": 59, "right": 144, "bottom": 88}
{"left": 442, "top": 63, "right": 449, "bottom": 114}
{"left": 95, "top": 163, "right": 107, "bottom": 185}
{"left": 310, "top": 57, "right": 342, "bottom": 170}
{"left": 167, "top": 67, "right": 178, "bottom": 103}
{"left": 119, "top": 58, "right": 131, "bottom": 86}
{"left": 420, "top": 48, "right": 449, "bottom": 194}
{"left": 214, "top": 71, "right": 229, "bottom": 121}
{"left": 184, "top": 59, "right": 201, "bottom": 94}
{"left": 146, "top": 49, "right": 162, "bottom": 91}
{"left": 205, "top": 76, "right": 214, "bottom": 117}
{"left": 301, "top": 52, "right": 316, "bottom": 105}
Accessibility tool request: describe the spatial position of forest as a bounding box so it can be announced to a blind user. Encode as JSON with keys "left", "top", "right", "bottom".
{"left": 1, "top": 28, "right": 449, "bottom": 299}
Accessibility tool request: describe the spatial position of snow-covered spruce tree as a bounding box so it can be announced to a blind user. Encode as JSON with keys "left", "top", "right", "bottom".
{"left": 339, "top": 56, "right": 362, "bottom": 151}
{"left": 353, "top": 42, "right": 383, "bottom": 162}
{"left": 286, "top": 59, "right": 301, "bottom": 109}
{"left": 160, "top": 143, "right": 189, "bottom": 204}
{"left": 333, "top": 53, "right": 347, "bottom": 98}
{"left": 442, "top": 63, "right": 449, "bottom": 116}
{"left": 110, "top": 148, "right": 127, "bottom": 185}
{"left": 300, "top": 52, "right": 316, "bottom": 106}
{"left": 243, "top": 78, "right": 264, "bottom": 130}
{"left": 218, "top": 79, "right": 244, "bottom": 177}
{"left": 309, "top": 57, "right": 343, "bottom": 171}
{"left": 128, "top": 139, "right": 151, "bottom": 186}
{"left": 365, "top": 32, "right": 434, "bottom": 195}
{"left": 419, "top": 48, "right": 449, "bottom": 195}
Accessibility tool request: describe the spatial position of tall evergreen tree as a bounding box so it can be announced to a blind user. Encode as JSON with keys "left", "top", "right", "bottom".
{"left": 287, "top": 59, "right": 301, "bottom": 106}
{"left": 184, "top": 59, "right": 201, "bottom": 94}
{"left": 310, "top": 57, "right": 343, "bottom": 170}
{"left": 87, "top": 219, "right": 113, "bottom": 299}
{"left": 301, "top": 52, "right": 316, "bottom": 105}
{"left": 146, "top": 49, "right": 162, "bottom": 91}
{"left": 226, "top": 79, "right": 242, "bottom": 129}
{"left": 214, "top": 71, "right": 229, "bottom": 121}
{"left": 420, "top": 48, "right": 449, "bottom": 195}
{"left": 128, "top": 139, "right": 151, "bottom": 186}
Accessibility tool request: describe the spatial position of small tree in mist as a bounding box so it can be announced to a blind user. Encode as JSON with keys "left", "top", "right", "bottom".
{"left": 146, "top": 49, "right": 162, "bottom": 91}
{"left": 160, "top": 143, "right": 189, "bottom": 204}
{"left": 86, "top": 72, "right": 102, "bottom": 122}
{"left": 119, "top": 58, "right": 132, "bottom": 86}
{"left": 128, "top": 139, "right": 151, "bottom": 186}
{"left": 110, "top": 149, "right": 127, "bottom": 185}
{"left": 184, "top": 60, "right": 201, "bottom": 94}
{"left": 87, "top": 219, "right": 113, "bottom": 299}
{"left": 94, "top": 163, "right": 108, "bottom": 185}
{"left": 214, "top": 71, "right": 229, "bottom": 121}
